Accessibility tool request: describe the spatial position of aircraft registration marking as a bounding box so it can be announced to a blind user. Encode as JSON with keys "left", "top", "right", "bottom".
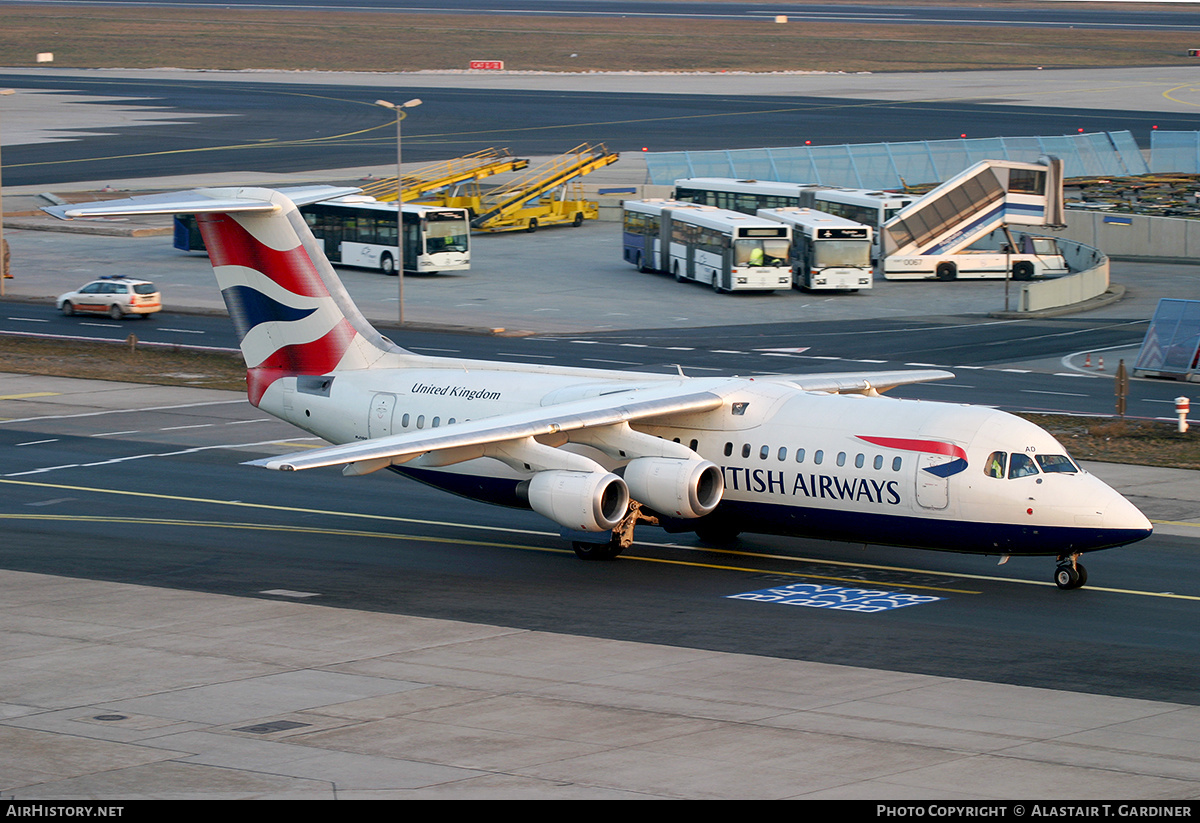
{"left": 728, "top": 583, "right": 943, "bottom": 612}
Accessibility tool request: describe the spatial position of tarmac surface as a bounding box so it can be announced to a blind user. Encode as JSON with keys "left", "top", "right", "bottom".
{"left": 3, "top": 67, "right": 1200, "bottom": 800}
{"left": 2, "top": 373, "right": 1200, "bottom": 800}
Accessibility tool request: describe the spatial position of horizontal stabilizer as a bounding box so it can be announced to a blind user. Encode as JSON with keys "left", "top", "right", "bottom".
{"left": 42, "top": 185, "right": 361, "bottom": 220}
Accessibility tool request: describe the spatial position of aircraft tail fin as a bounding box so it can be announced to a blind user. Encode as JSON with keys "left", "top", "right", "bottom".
{"left": 45, "top": 186, "right": 409, "bottom": 405}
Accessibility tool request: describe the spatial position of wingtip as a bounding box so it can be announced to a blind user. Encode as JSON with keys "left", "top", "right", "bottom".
{"left": 241, "top": 457, "right": 290, "bottom": 470}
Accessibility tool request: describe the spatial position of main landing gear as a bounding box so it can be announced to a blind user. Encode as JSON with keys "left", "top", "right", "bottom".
{"left": 572, "top": 500, "right": 659, "bottom": 561}
{"left": 1054, "top": 553, "right": 1089, "bottom": 590}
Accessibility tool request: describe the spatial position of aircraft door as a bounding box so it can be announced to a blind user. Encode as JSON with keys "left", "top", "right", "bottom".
{"left": 914, "top": 453, "right": 950, "bottom": 510}
{"left": 368, "top": 393, "right": 397, "bottom": 439}
{"left": 321, "top": 216, "right": 342, "bottom": 259}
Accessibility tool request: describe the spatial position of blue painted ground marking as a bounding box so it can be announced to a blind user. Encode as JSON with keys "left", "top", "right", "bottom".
{"left": 727, "top": 583, "right": 943, "bottom": 612}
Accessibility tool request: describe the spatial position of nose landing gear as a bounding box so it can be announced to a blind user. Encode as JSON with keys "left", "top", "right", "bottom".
{"left": 1054, "top": 553, "right": 1088, "bottom": 590}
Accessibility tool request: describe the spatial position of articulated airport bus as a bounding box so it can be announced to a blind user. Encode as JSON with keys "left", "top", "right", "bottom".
{"left": 674, "top": 177, "right": 915, "bottom": 259}
{"left": 622, "top": 199, "right": 792, "bottom": 293}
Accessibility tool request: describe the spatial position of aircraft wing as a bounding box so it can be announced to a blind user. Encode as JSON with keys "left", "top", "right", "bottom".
{"left": 768, "top": 369, "right": 955, "bottom": 394}
{"left": 41, "top": 185, "right": 362, "bottom": 220}
{"left": 246, "top": 385, "right": 726, "bottom": 472}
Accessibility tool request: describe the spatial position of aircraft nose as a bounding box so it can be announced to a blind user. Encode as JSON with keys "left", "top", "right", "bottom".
{"left": 1106, "top": 487, "right": 1153, "bottom": 534}
{"left": 1091, "top": 477, "right": 1153, "bottom": 545}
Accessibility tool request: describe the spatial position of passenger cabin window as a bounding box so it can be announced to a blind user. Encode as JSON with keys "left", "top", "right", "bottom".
{"left": 1008, "top": 453, "right": 1039, "bottom": 478}
{"left": 985, "top": 451, "right": 1007, "bottom": 478}
{"left": 742, "top": 444, "right": 751, "bottom": 458}
{"left": 795, "top": 448, "right": 805, "bottom": 464}
{"left": 814, "top": 450, "right": 824, "bottom": 465}
{"left": 759, "top": 445, "right": 769, "bottom": 460}
{"left": 1036, "top": 454, "right": 1078, "bottom": 474}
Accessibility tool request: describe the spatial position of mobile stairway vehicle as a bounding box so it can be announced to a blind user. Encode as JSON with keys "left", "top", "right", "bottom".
{"left": 880, "top": 156, "right": 1069, "bottom": 281}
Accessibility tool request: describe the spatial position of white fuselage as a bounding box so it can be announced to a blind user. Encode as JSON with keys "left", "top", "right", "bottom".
{"left": 257, "top": 359, "right": 1151, "bottom": 557}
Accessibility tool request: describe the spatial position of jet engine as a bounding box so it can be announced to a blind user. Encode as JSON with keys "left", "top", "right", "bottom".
{"left": 623, "top": 457, "right": 724, "bottom": 519}
{"left": 526, "top": 470, "right": 630, "bottom": 532}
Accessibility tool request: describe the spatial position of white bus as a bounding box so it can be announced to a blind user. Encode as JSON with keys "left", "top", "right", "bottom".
{"left": 673, "top": 177, "right": 916, "bottom": 258}
{"left": 302, "top": 197, "right": 470, "bottom": 274}
{"left": 175, "top": 196, "right": 472, "bottom": 275}
{"left": 757, "top": 207, "right": 873, "bottom": 291}
{"left": 623, "top": 199, "right": 791, "bottom": 293}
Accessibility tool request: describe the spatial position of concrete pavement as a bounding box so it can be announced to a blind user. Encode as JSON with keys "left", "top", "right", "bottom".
{"left": 2, "top": 375, "right": 1199, "bottom": 800}
{"left": 3, "top": 564, "right": 1200, "bottom": 800}
{"left": 1, "top": 379, "right": 1199, "bottom": 800}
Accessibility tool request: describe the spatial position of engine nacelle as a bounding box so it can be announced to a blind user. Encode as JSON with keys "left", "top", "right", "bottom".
{"left": 623, "top": 457, "right": 724, "bottom": 519}
{"left": 526, "top": 470, "right": 630, "bottom": 532}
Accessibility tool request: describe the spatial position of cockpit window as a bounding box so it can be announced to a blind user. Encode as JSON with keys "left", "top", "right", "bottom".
{"left": 984, "top": 451, "right": 1006, "bottom": 478}
{"left": 1036, "top": 454, "right": 1078, "bottom": 474}
{"left": 1008, "top": 453, "right": 1039, "bottom": 478}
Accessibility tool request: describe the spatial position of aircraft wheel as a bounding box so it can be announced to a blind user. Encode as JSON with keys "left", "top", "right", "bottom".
{"left": 1054, "top": 562, "right": 1087, "bottom": 590}
{"left": 573, "top": 540, "right": 622, "bottom": 561}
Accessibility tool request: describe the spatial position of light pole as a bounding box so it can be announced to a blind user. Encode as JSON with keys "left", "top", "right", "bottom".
{"left": 374, "top": 97, "right": 421, "bottom": 324}
{"left": 0, "top": 89, "right": 14, "bottom": 298}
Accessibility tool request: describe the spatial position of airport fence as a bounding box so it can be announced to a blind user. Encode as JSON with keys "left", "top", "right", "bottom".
{"left": 645, "top": 131, "right": 1148, "bottom": 189}
{"left": 1150, "top": 130, "right": 1200, "bottom": 174}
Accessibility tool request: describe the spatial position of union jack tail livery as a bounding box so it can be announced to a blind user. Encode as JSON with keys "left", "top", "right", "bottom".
{"left": 48, "top": 187, "right": 410, "bottom": 405}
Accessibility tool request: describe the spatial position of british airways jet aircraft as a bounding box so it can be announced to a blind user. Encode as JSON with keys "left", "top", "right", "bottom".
{"left": 45, "top": 186, "right": 1152, "bottom": 590}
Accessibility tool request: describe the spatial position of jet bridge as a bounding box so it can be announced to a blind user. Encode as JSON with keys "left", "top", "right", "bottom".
{"left": 360, "top": 148, "right": 529, "bottom": 203}
{"left": 881, "top": 156, "right": 1067, "bottom": 281}
{"left": 441, "top": 143, "right": 619, "bottom": 233}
